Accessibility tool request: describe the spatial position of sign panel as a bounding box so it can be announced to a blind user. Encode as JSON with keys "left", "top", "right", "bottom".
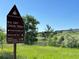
{"left": 7, "top": 5, "right": 24, "bottom": 43}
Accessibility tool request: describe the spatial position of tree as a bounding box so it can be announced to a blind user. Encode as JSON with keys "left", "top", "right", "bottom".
{"left": 0, "top": 28, "right": 5, "bottom": 42}
{"left": 0, "top": 32, "right": 5, "bottom": 42}
{"left": 0, "top": 27, "right": 4, "bottom": 32}
{"left": 0, "top": 29, "right": 5, "bottom": 49}
{"left": 41, "top": 25, "right": 54, "bottom": 46}
{"left": 23, "top": 15, "right": 39, "bottom": 44}
{"left": 42, "top": 25, "right": 53, "bottom": 40}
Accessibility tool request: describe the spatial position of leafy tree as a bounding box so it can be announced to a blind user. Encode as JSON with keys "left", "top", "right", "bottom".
{"left": 0, "top": 32, "right": 5, "bottom": 41}
{"left": 23, "top": 15, "right": 39, "bottom": 44}
{"left": 0, "top": 27, "right": 4, "bottom": 32}
{"left": 0, "top": 28, "right": 5, "bottom": 42}
{"left": 0, "top": 29, "right": 2, "bottom": 31}
{"left": 0, "top": 30, "right": 5, "bottom": 48}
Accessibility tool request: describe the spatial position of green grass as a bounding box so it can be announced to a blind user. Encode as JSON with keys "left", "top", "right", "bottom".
{"left": 0, "top": 44, "right": 79, "bottom": 59}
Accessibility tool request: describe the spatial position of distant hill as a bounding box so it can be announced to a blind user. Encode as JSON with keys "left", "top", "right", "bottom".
{"left": 38, "top": 29, "right": 79, "bottom": 35}
{"left": 55, "top": 29, "right": 79, "bottom": 33}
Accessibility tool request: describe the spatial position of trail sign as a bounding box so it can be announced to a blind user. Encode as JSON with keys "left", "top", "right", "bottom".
{"left": 7, "top": 5, "right": 24, "bottom": 43}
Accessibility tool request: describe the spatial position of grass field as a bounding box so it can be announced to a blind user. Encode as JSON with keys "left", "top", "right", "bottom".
{"left": 0, "top": 44, "right": 79, "bottom": 59}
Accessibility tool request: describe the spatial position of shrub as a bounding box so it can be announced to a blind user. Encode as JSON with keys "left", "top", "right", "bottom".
{"left": 62, "top": 34, "right": 78, "bottom": 48}
{"left": 48, "top": 36, "right": 57, "bottom": 46}
{"left": 56, "top": 36, "right": 64, "bottom": 47}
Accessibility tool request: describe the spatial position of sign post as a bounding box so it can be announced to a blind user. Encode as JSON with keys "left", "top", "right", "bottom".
{"left": 7, "top": 5, "right": 24, "bottom": 59}
{"left": 14, "top": 39, "right": 16, "bottom": 59}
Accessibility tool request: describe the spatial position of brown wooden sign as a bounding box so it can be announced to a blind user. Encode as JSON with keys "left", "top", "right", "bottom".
{"left": 7, "top": 5, "right": 24, "bottom": 43}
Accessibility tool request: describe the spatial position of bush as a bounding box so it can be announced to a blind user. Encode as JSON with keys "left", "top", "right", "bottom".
{"left": 47, "top": 32, "right": 79, "bottom": 48}
{"left": 76, "top": 40, "right": 79, "bottom": 48}
{"left": 56, "top": 36, "right": 64, "bottom": 47}
{"left": 48, "top": 33, "right": 79, "bottom": 48}
{"left": 0, "top": 52, "right": 13, "bottom": 59}
{"left": 62, "top": 34, "right": 78, "bottom": 48}
{"left": 48, "top": 36, "right": 57, "bottom": 46}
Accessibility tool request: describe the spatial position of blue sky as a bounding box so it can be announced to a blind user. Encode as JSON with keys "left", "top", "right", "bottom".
{"left": 0, "top": 0, "right": 79, "bottom": 32}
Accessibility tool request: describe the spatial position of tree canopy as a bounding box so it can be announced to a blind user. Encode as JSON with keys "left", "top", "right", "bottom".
{"left": 23, "top": 15, "right": 39, "bottom": 44}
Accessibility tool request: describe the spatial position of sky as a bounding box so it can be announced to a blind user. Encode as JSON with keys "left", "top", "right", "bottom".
{"left": 0, "top": 0, "right": 79, "bottom": 32}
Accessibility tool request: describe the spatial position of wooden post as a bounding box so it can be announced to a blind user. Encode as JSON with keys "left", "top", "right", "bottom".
{"left": 14, "top": 39, "right": 16, "bottom": 59}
